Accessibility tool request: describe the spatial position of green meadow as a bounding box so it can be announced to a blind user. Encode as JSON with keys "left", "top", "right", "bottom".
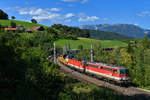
{"left": 0, "top": 19, "right": 46, "bottom": 28}
{"left": 55, "top": 37, "right": 128, "bottom": 49}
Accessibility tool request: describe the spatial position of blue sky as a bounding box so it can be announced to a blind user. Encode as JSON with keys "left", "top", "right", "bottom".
{"left": 1, "top": 0, "right": 150, "bottom": 29}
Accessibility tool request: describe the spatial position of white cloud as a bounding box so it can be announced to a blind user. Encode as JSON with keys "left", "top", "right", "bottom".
{"left": 65, "top": 13, "right": 75, "bottom": 18}
{"left": 5, "top": 6, "right": 103, "bottom": 24}
{"left": 19, "top": 8, "right": 47, "bottom": 15}
{"left": 78, "top": 16, "right": 99, "bottom": 22}
{"left": 81, "top": 0, "right": 88, "bottom": 3}
{"left": 64, "top": 19, "right": 72, "bottom": 22}
{"left": 5, "top": 6, "right": 20, "bottom": 11}
{"left": 32, "top": 13, "right": 61, "bottom": 21}
{"left": 144, "top": 31, "right": 149, "bottom": 34}
{"left": 137, "top": 11, "right": 150, "bottom": 17}
{"left": 134, "top": 24, "right": 139, "bottom": 26}
{"left": 78, "top": 12, "right": 86, "bottom": 17}
{"left": 6, "top": 7, "right": 74, "bottom": 23}
{"left": 102, "top": 18, "right": 109, "bottom": 20}
{"left": 62, "top": 0, "right": 80, "bottom": 2}
{"left": 50, "top": 8, "right": 61, "bottom": 12}
{"left": 61, "top": 0, "right": 88, "bottom": 3}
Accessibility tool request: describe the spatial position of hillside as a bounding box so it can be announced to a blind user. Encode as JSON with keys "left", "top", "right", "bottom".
{"left": 80, "top": 24, "right": 150, "bottom": 38}
{"left": 55, "top": 38, "right": 128, "bottom": 49}
{"left": 0, "top": 19, "right": 46, "bottom": 28}
{"left": 89, "top": 30, "right": 132, "bottom": 40}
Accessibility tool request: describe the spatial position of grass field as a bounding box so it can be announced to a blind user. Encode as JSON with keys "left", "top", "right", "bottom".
{"left": 0, "top": 19, "right": 46, "bottom": 28}
{"left": 55, "top": 38, "right": 128, "bottom": 49}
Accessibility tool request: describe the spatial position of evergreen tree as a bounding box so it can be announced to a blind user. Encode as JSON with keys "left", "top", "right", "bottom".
{"left": 31, "top": 19, "right": 37, "bottom": 24}
{"left": 11, "top": 16, "right": 15, "bottom": 20}
{"left": 10, "top": 21, "right": 16, "bottom": 28}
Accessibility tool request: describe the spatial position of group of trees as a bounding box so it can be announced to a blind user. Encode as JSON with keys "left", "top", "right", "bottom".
{"left": 31, "top": 19, "right": 37, "bottom": 24}
{"left": 48, "top": 24, "right": 90, "bottom": 39}
{"left": 0, "top": 9, "right": 38, "bottom": 24}
{"left": 0, "top": 9, "right": 15, "bottom": 20}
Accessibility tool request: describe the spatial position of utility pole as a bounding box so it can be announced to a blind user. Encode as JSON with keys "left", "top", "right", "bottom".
{"left": 68, "top": 43, "right": 70, "bottom": 51}
{"left": 63, "top": 46, "right": 65, "bottom": 55}
{"left": 91, "top": 43, "right": 94, "bottom": 62}
{"left": 54, "top": 42, "right": 57, "bottom": 63}
{"left": 66, "top": 44, "right": 68, "bottom": 51}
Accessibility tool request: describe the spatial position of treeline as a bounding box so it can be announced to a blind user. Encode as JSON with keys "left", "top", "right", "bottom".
{"left": 76, "top": 36, "right": 150, "bottom": 88}
{"left": 49, "top": 24, "right": 90, "bottom": 39}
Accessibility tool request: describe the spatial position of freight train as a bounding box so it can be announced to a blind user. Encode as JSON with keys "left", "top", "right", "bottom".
{"left": 58, "top": 52, "right": 130, "bottom": 84}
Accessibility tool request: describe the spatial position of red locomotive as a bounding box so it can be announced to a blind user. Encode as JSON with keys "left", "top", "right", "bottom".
{"left": 58, "top": 54, "right": 130, "bottom": 84}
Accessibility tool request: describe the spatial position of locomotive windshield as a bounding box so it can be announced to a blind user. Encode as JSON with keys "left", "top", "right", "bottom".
{"left": 119, "top": 69, "right": 129, "bottom": 75}
{"left": 82, "top": 61, "right": 87, "bottom": 66}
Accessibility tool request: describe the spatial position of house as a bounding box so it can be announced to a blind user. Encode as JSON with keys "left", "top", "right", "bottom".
{"left": 4, "top": 25, "right": 24, "bottom": 32}
{"left": 16, "top": 25, "right": 24, "bottom": 30}
{"left": 25, "top": 26, "right": 45, "bottom": 33}
{"left": 5, "top": 25, "right": 45, "bottom": 33}
{"left": 4, "top": 28, "right": 17, "bottom": 32}
{"left": 32, "top": 26, "right": 45, "bottom": 31}
{"left": 25, "top": 28, "right": 33, "bottom": 33}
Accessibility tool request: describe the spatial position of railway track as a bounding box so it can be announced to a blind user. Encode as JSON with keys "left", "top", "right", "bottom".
{"left": 57, "top": 60, "right": 150, "bottom": 100}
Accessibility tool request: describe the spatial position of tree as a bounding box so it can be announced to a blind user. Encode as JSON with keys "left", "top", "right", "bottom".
{"left": 0, "top": 24, "right": 4, "bottom": 32}
{"left": 31, "top": 19, "right": 37, "bottom": 24}
{"left": 0, "top": 9, "right": 8, "bottom": 19}
{"left": 11, "top": 16, "right": 15, "bottom": 20}
{"left": 10, "top": 21, "right": 16, "bottom": 28}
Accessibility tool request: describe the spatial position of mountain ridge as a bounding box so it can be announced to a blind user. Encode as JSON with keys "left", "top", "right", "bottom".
{"left": 80, "top": 24, "right": 150, "bottom": 38}
{"left": 88, "top": 29, "right": 132, "bottom": 40}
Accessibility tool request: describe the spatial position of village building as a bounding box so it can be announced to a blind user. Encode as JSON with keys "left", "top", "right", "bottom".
{"left": 4, "top": 28, "right": 17, "bottom": 32}
{"left": 32, "top": 26, "right": 45, "bottom": 31}
{"left": 16, "top": 25, "right": 24, "bottom": 30}
{"left": 4, "top": 25, "right": 44, "bottom": 33}
{"left": 25, "top": 28, "right": 33, "bottom": 33}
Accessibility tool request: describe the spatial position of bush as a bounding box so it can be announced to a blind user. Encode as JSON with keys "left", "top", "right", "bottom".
{"left": 10, "top": 21, "right": 16, "bottom": 28}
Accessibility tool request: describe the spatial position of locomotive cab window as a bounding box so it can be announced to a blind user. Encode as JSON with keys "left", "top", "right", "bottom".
{"left": 113, "top": 70, "right": 117, "bottom": 73}
{"left": 82, "top": 61, "right": 87, "bottom": 66}
{"left": 119, "top": 69, "right": 129, "bottom": 75}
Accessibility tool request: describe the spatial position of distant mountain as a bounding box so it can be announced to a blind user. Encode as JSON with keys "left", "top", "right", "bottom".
{"left": 88, "top": 30, "right": 132, "bottom": 40}
{"left": 80, "top": 24, "right": 150, "bottom": 38}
